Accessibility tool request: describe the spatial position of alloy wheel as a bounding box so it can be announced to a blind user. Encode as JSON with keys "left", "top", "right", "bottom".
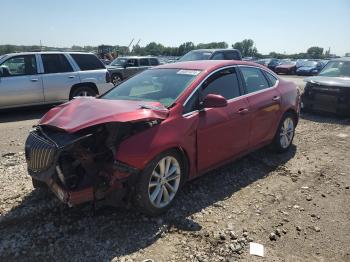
{"left": 280, "top": 117, "right": 294, "bottom": 149}
{"left": 112, "top": 75, "right": 122, "bottom": 86}
{"left": 148, "top": 156, "right": 181, "bottom": 208}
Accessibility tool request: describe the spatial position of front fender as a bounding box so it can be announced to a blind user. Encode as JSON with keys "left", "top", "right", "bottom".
{"left": 115, "top": 116, "right": 197, "bottom": 176}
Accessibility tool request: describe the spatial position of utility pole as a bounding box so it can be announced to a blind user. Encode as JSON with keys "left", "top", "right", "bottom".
{"left": 40, "top": 40, "right": 42, "bottom": 51}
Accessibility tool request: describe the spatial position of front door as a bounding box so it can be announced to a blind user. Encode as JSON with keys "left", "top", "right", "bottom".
{"left": 124, "top": 58, "right": 140, "bottom": 78}
{"left": 196, "top": 67, "right": 251, "bottom": 172}
{"left": 0, "top": 54, "right": 43, "bottom": 108}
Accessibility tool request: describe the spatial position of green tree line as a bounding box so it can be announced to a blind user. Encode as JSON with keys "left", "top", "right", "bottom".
{"left": 0, "top": 40, "right": 328, "bottom": 59}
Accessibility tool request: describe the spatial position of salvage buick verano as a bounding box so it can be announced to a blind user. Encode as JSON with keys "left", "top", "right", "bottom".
{"left": 25, "top": 60, "right": 300, "bottom": 215}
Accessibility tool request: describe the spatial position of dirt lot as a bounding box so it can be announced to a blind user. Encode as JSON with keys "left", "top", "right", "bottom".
{"left": 0, "top": 76, "right": 349, "bottom": 262}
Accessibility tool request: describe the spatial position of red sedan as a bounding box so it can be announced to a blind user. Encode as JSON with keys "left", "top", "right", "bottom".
{"left": 25, "top": 60, "right": 300, "bottom": 215}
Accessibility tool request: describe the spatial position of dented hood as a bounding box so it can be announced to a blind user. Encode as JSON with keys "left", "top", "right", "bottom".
{"left": 39, "top": 97, "right": 169, "bottom": 133}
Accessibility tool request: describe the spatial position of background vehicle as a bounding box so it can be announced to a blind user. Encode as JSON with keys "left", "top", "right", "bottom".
{"left": 302, "top": 57, "right": 350, "bottom": 115}
{"left": 296, "top": 60, "right": 327, "bottom": 76}
{"left": 106, "top": 56, "right": 160, "bottom": 85}
{"left": 0, "top": 52, "right": 113, "bottom": 109}
{"left": 255, "top": 58, "right": 280, "bottom": 71}
{"left": 178, "top": 49, "right": 242, "bottom": 62}
{"left": 275, "top": 60, "right": 297, "bottom": 74}
{"left": 25, "top": 60, "right": 300, "bottom": 216}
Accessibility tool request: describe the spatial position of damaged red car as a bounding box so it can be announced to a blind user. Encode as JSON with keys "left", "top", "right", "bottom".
{"left": 25, "top": 60, "right": 300, "bottom": 215}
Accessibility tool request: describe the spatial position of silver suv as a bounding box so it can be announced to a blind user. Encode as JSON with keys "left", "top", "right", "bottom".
{"left": 0, "top": 52, "right": 114, "bottom": 109}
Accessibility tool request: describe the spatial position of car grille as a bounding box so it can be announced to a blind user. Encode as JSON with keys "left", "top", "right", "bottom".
{"left": 25, "top": 132, "right": 57, "bottom": 173}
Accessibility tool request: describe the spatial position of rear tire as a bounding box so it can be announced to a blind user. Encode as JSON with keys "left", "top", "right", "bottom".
{"left": 271, "top": 113, "right": 296, "bottom": 153}
{"left": 134, "top": 150, "right": 184, "bottom": 216}
{"left": 70, "top": 86, "right": 97, "bottom": 99}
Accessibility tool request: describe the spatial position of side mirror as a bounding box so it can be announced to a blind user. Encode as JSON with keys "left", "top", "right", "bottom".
{"left": 202, "top": 94, "right": 227, "bottom": 108}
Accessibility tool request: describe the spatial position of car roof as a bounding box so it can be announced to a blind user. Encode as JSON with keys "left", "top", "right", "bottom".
{"left": 4, "top": 51, "right": 96, "bottom": 56}
{"left": 189, "top": 49, "right": 238, "bottom": 53}
{"left": 117, "top": 56, "right": 158, "bottom": 59}
{"left": 156, "top": 60, "right": 263, "bottom": 71}
{"left": 330, "top": 57, "right": 350, "bottom": 62}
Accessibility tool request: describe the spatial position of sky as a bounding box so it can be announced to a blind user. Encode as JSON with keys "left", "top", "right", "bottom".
{"left": 1, "top": 0, "right": 349, "bottom": 56}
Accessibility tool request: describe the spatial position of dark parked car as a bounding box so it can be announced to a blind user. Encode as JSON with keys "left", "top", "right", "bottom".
{"left": 255, "top": 58, "right": 280, "bottom": 71}
{"left": 296, "top": 60, "right": 327, "bottom": 76}
{"left": 302, "top": 57, "right": 350, "bottom": 115}
{"left": 179, "top": 49, "right": 242, "bottom": 62}
{"left": 275, "top": 60, "right": 297, "bottom": 75}
{"left": 106, "top": 56, "right": 160, "bottom": 85}
{"left": 25, "top": 60, "right": 300, "bottom": 215}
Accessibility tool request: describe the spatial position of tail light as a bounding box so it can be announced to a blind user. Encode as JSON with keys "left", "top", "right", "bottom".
{"left": 105, "top": 71, "right": 111, "bottom": 83}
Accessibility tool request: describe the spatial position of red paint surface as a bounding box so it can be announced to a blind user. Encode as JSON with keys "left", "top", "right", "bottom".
{"left": 39, "top": 60, "right": 300, "bottom": 184}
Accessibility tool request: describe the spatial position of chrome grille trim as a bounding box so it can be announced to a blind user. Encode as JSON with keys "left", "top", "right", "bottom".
{"left": 26, "top": 132, "right": 57, "bottom": 173}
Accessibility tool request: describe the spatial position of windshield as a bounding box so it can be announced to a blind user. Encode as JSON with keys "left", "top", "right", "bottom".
{"left": 179, "top": 50, "right": 213, "bottom": 62}
{"left": 110, "top": 58, "right": 128, "bottom": 66}
{"left": 102, "top": 68, "right": 201, "bottom": 107}
{"left": 319, "top": 61, "right": 350, "bottom": 77}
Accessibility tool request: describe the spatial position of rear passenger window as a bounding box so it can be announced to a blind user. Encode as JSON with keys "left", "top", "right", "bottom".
{"left": 139, "top": 58, "right": 150, "bottom": 66}
{"left": 264, "top": 71, "right": 278, "bottom": 86}
{"left": 202, "top": 68, "right": 240, "bottom": 100}
{"left": 211, "top": 52, "right": 225, "bottom": 60}
{"left": 41, "top": 54, "right": 73, "bottom": 73}
{"left": 150, "top": 58, "right": 159, "bottom": 66}
{"left": 225, "top": 51, "right": 240, "bottom": 60}
{"left": 70, "top": 54, "right": 105, "bottom": 71}
{"left": 240, "top": 67, "right": 269, "bottom": 93}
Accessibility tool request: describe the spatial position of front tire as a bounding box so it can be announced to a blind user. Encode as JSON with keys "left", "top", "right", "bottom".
{"left": 271, "top": 113, "right": 296, "bottom": 152}
{"left": 111, "top": 74, "right": 122, "bottom": 86}
{"left": 134, "top": 150, "right": 183, "bottom": 216}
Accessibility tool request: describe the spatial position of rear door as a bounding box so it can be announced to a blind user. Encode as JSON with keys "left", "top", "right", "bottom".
{"left": 139, "top": 58, "right": 152, "bottom": 72}
{"left": 0, "top": 54, "right": 44, "bottom": 108}
{"left": 238, "top": 66, "right": 282, "bottom": 147}
{"left": 195, "top": 67, "right": 251, "bottom": 172}
{"left": 39, "top": 54, "right": 80, "bottom": 102}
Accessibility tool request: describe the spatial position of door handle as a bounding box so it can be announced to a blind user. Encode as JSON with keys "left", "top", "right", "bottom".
{"left": 30, "top": 78, "right": 39, "bottom": 82}
{"left": 272, "top": 96, "right": 281, "bottom": 101}
{"left": 237, "top": 108, "right": 249, "bottom": 114}
{"left": 68, "top": 75, "right": 75, "bottom": 79}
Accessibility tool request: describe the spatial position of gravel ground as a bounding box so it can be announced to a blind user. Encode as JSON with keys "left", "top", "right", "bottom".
{"left": 1, "top": 76, "right": 350, "bottom": 262}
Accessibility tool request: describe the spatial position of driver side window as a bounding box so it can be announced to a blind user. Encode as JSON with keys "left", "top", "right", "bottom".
{"left": 0, "top": 55, "right": 37, "bottom": 77}
{"left": 202, "top": 68, "right": 240, "bottom": 100}
{"left": 183, "top": 67, "right": 240, "bottom": 114}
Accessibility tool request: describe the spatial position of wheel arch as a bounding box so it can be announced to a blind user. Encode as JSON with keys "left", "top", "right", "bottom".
{"left": 69, "top": 82, "right": 99, "bottom": 99}
{"left": 284, "top": 108, "right": 299, "bottom": 125}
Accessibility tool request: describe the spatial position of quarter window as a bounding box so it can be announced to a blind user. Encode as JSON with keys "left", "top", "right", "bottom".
{"left": 41, "top": 54, "right": 73, "bottom": 73}
{"left": 264, "top": 71, "right": 278, "bottom": 87}
{"left": 0, "top": 55, "right": 37, "bottom": 76}
{"left": 70, "top": 54, "right": 105, "bottom": 71}
{"left": 139, "top": 58, "right": 150, "bottom": 66}
{"left": 240, "top": 67, "right": 269, "bottom": 93}
{"left": 202, "top": 68, "right": 240, "bottom": 100}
